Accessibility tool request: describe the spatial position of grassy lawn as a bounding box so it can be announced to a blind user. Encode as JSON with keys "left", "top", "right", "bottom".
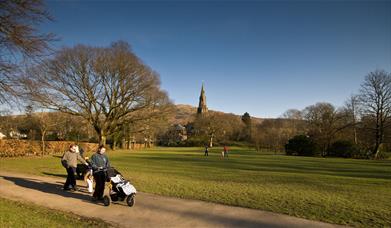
{"left": 0, "top": 197, "right": 110, "bottom": 227}
{"left": 1, "top": 147, "right": 390, "bottom": 227}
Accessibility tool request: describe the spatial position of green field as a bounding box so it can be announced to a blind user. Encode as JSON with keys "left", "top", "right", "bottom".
{"left": 0, "top": 197, "right": 109, "bottom": 227}
{"left": 1, "top": 147, "right": 390, "bottom": 227}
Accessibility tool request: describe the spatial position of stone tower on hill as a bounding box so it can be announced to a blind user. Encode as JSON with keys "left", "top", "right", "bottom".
{"left": 197, "top": 83, "right": 208, "bottom": 115}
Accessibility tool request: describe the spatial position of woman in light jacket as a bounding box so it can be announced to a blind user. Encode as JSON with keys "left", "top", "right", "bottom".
{"left": 61, "top": 144, "right": 87, "bottom": 191}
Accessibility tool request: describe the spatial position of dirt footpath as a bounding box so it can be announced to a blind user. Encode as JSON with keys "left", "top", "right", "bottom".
{"left": 0, "top": 171, "right": 340, "bottom": 228}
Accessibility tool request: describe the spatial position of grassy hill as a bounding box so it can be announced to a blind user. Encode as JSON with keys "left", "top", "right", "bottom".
{"left": 171, "top": 104, "right": 265, "bottom": 125}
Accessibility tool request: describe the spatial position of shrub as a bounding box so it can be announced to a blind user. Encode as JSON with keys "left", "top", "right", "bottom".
{"left": 328, "top": 140, "right": 362, "bottom": 158}
{"left": 181, "top": 136, "right": 209, "bottom": 147}
{"left": 285, "top": 135, "right": 317, "bottom": 156}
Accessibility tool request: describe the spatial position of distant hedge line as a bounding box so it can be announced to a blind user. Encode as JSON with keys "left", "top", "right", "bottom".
{"left": 0, "top": 139, "right": 98, "bottom": 157}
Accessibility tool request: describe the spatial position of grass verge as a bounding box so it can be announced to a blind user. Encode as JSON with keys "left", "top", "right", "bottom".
{"left": 0, "top": 197, "right": 111, "bottom": 227}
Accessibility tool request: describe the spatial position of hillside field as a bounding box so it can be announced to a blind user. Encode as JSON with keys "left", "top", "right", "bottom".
{"left": 1, "top": 147, "right": 390, "bottom": 227}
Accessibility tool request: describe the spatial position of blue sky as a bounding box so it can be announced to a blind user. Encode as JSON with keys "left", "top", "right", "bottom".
{"left": 41, "top": 0, "right": 391, "bottom": 118}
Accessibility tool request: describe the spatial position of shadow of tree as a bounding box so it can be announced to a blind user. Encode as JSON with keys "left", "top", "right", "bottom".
{"left": 135, "top": 155, "right": 391, "bottom": 180}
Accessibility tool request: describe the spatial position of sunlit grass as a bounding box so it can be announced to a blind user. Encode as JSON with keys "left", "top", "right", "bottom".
{"left": 1, "top": 147, "right": 390, "bottom": 227}
{"left": 0, "top": 197, "right": 109, "bottom": 227}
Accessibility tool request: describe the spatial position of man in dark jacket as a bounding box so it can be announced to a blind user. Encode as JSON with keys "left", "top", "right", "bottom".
{"left": 90, "top": 145, "right": 110, "bottom": 200}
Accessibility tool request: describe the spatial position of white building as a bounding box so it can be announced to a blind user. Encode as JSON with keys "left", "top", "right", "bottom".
{"left": 0, "top": 132, "right": 6, "bottom": 139}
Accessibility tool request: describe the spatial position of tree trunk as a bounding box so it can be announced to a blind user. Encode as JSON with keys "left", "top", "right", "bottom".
{"left": 99, "top": 134, "right": 106, "bottom": 146}
{"left": 374, "top": 144, "right": 381, "bottom": 159}
{"left": 128, "top": 135, "right": 133, "bottom": 150}
{"left": 373, "top": 124, "right": 381, "bottom": 158}
{"left": 41, "top": 130, "right": 46, "bottom": 156}
{"left": 374, "top": 128, "right": 384, "bottom": 159}
{"left": 121, "top": 138, "right": 126, "bottom": 149}
{"left": 112, "top": 140, "right": 117, "bottom": 150}
{"left": 209, "top": 135, "right": 213, "bottom": 148}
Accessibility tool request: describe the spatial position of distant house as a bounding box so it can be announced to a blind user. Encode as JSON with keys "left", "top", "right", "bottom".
{"left": 174, "top": 124, "right": 188, "bottom": 142}
{"left": 9, "top": 130, "right": 27, "bottom": 139}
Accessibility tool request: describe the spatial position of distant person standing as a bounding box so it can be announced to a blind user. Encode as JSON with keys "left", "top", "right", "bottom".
{"left": 61, "top": 144, "right": 88, "bottom": 191}
{"left": 204, "top": 145, "right": 209, "bottom": 156}
{"left": 223, "top": 145, "right": 229, "bottom": 158}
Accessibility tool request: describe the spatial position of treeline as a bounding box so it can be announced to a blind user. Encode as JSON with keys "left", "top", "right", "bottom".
{"left": 159, "top": 70, "right": 391, "bottom": 160}
{"left": 255, "top": 70, "right": 391, "bottom": 159}
{"left": 0, "top": 2, "right": 389, "bottom": 159}
{"left": 0, "top": 108, "right": 169, "bottom": 151}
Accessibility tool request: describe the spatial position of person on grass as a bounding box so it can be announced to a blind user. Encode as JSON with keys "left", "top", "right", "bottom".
{"left": 223, "top": 145, "right": 229, "bottom": 158}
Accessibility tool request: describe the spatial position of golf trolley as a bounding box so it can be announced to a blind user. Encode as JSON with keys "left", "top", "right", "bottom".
{"left": 102, "top": 167, "right": 137, "bottom": 207}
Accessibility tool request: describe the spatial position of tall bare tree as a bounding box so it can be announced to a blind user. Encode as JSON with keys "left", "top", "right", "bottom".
{"left": 192, "top": 112, "right": 243, "bottom": 147}
{"left": 0, "top": 0, "right": 54, "bottom": 104}
{"left": 281, "top": 108, "right": 306, "bottom": 139}
{"left": 342, "top": 94, "right": 361, "bottom": 144}
{"left": 23, "top": 41, "right": 171, "bottom": 146}
{"left": 359, "top": 70, "right": 391, "bottom": 158}
{"left": 34, "top": 111, "right": 57, "bottom": 155}
{"left": 303, "top": 102, "right": 348, "bottom": 155}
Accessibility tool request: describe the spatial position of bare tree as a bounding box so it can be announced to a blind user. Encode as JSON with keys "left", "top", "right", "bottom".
{"left": 0, "top": 0, "right": 54, "bottom": 104}
{"left": 34, "top": 111, "right": 57, "bottom": 155}
{"left": 359, "top": 70, "right": 391, "bottom": 158}
{"left": 112, "top": 102, "right": 173, "bottom": 150}
{"left": 23, "top": 41, "right": 171, "bottom": 146}
{"left": 192, "top": 112, "right": 243, "bottom": 147}
{"left": 303, "top": 102, "right": 349, "bottom": 155}
{"left": 282, "top": 109, "right": 302, "bottom": 120}
{"left": 342, "top": 94, "right": 361, "bottom": 144}
{"left": 281, "top": 108, "right": 306, "bottom": 139}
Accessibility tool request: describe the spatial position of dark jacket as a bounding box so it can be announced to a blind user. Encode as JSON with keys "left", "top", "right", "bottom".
{"left": 90, "top": 153, "right": 110, "bottom": 171}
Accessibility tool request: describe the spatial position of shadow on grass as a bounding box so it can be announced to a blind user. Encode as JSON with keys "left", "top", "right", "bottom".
{"left": 0, "top": 175, "right": 94, "bottom": 204}
{"left": 133, "top": 155, "right": 391, "bottom": 180}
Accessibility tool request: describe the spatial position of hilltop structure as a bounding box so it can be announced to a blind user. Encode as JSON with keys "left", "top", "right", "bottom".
{"left": 197, "top": 83, "right": 208, "bottom": 115}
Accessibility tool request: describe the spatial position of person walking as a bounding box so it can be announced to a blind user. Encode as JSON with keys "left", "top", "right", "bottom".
{"left": 90, "top": 145, "right": 110, "bottom": 201}
{"left": 204, "top": 145, "right": 209, "bottom": 156}
{"left": 61, "top": 144, "right": 88, "bottom": 191}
